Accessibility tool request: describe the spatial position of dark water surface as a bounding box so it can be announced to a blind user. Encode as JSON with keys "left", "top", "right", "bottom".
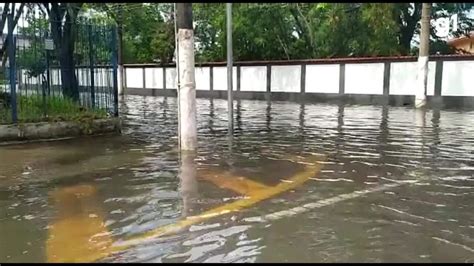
{"left": 0, "top": 95, "right": 473, "bottom": 262}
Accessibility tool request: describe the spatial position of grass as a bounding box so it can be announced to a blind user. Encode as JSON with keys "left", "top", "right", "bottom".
{"left": 0, "top": 95, "right": 109, "bottom": 124}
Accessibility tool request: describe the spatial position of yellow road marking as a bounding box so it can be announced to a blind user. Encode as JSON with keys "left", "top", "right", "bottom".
{"left": 199, "top": 169, "right": 270, "bottom": 196}
{"left": 46, "top": 154, "right": 325, "bottom": 262}
{"left": 198, "top": 153, "right": 322, "bottom": 196}
{"left": 108, "top": 159, "right": 323, "bottom": 255}
{"left": 46, "top": 185, "right": 113, "bottom": 263}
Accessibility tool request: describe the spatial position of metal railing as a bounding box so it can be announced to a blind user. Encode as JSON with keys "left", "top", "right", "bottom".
{"left": 1, "top": 12, "right": 118, "bottom": 124}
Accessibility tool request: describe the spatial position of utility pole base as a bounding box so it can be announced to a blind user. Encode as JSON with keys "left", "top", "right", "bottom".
{"left": 415, "top": 56, "right": 428, "bottom": 109}
{"left": 416, "top": 3, "right": 431, "bottom": 109}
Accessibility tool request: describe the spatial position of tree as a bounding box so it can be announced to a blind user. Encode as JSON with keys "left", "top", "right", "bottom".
{"left": 0, "top": 3, "right": 26, "bottom": 71}
{"left": 288, "top": 3, "right": 316, "bottom": 58}
{"left": 150, "top": 4, "right": 175, "bottom": 65}
{"left": 87, "top": 3, "right": 124, "bottom": 62}
{"left": 193, "top": 3, "right": 225, "bottom": 61}
{"left": 79, "top": 3, "right": 473, "bottom": 64}
{"left": 92, "top": 3, "right": 175, "bottom": 64}
{"left": 41, "top": 3, "right": 84, "bottom": 101}
{"left": 194, "top": 3, "right": 297, "bottom": 61}
{"left": 86, "top": 3, "right": 126, "bottom": 91}
{"left": 360, "top": 3, "right": 400, "bottom": 56}
{"left": 192, "top": 3, "right": 402, "bottom": 60}
{"left": 16, "top": 13, "right": 49, "bottom": 80}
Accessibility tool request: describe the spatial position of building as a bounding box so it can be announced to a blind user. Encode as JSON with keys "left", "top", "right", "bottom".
{"left": 447, "top": 32, "right": 474, "bottom": 54}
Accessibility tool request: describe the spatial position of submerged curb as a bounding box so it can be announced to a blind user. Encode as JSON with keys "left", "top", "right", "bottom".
{"left": 0, "top": 118, "right": 122, "bottom": 144}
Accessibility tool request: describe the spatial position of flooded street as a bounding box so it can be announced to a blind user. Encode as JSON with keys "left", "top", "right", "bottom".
{"left": 1, "top": 95, "right": 473, "bottom": 262}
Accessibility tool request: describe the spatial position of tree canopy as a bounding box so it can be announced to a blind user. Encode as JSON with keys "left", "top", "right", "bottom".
{"left": 4, "top": 2, "right": 474, "bottom": 66}
{"left": 191, "top": 3, "right": 473, "bottom": 61}
{"left": 74, "top": 3, "right": 474, "bottom": 62}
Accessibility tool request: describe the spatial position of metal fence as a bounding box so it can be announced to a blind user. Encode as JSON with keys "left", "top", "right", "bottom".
{"left": 1, "top": 11, "right": 118, "bottom": 124}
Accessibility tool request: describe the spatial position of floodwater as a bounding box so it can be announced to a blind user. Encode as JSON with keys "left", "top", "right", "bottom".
{"left": 0, "top": 95, "right": 473, "bottom": 263}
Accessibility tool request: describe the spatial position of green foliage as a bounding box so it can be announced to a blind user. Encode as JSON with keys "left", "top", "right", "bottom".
{"left": 360, "top": 4, "right": 401, "bottom": 56}
{"left": 150, "top": 22, "right": 175, "bottom": 64}
{"left": 199, "top": 3, "right": 473, "bottom": 60}
{"left": 87, "top": 3, "right": 473, "bottom": 62}
{"left": 0, "top": 95, "right": 107, "bottom": 124}
{"left": 90, "top": 3, "right": 176, "bottom": 64}
{"left": 16, "top": 7, "right": 116, "bottom": 82}
{"left": 194, "top": 3, "right": 300, "bottom": 61}
{"left": 17, "top": 49, "right": 47, "bottom": 78}
{"left": 17, "top": 13, "right": 49, "bottom": 78}
{"left": 193, "top": 3, "right": 225, "bottom": 61}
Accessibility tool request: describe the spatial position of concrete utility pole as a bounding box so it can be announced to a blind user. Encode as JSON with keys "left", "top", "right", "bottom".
{"left": 415, "top": 3, "right": 431, "bottom": 108}
{"left": 176, "top": 3, "right": 197, "bottom": 151}
{"left": 179, "top": 152, "right": 198, "bottom": 218}
{"left": 226, "top": 3, "right": 233, "bottom": 133}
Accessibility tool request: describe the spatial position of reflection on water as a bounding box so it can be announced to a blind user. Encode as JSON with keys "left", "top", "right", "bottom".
{"left": 1, "top": 95, "right": 473, "bottom": 263}
{"left": 47, "top": 185, "right": 112, "bottom": 262}
{"left": 179, "top": 153, "right": 198, "bottom": 218}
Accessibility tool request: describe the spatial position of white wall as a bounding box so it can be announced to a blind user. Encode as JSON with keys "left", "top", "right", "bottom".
{"left": 51, "top": 69, "right": 61, "bottom": 85}
{"left": 212, "top": 66, "right": 237, "bottom": 91}
{"left": 124, "top": 60, "right": 474, "bottom": 97}
{"left": 77, "top": 69, "right": 89, "bottom": 87}
{"left": 19, "top": 68, "right": 116, "bottom": 88}
{"left": 442, "top": 61, "right": 474, "bottom": 96}
{"left": 126, "top": 68, "right": 144, "bottom": 88}
{"left": 93, "top": 68, "right": 113, "bottom": 88}
{"left": 195, "top": 67, "right": 210, "bottom": 91}
{"left": 271, "top": 65, "right": 301, "bottom": 93}
{"left": 305, "top": 64, "right": 340, "bottom": 93}
{"left": 389, "top": 62, "right": 436, "bottom": 96}
{"left": 240, "top": 66, "right": 267, "bottom": 92}
{"left": 165, "top": 68, "right": 177, "bottom": 89}
{"left": 20, "top": 70, "right": 39, "bottom": 85}
{"left": 145, "top": 68, "right": 164, "bottom": 89}
{"left": 345, "top": 63, "right": 385, "bottom": 95}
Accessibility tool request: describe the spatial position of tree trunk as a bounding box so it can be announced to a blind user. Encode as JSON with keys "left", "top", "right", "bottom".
{"left": 396, "top": 3, "right": 421, "bottom": 55}
{"left": 59, "top": 43, "right": 79, "bottom": 100}
{"left": 48, "top": 3, "right": 80, "bottom": 101}
{"left": 0, "top": 3, "right": 25, "bottom": 68}
{"left": 0, "top": 3, "right": 10, "bottom": 36}
{"left": 58, "top": 18, "right": 79, "bottom": 101}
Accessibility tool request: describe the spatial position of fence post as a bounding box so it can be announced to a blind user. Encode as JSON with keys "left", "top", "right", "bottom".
{"left": 88, "top": 24, "right": 96, "bottom": 109}
{"left": 46, "top": 50, "right": 51, "bottom": 96}
{"left": 226, "top": 3, "right": 233, "bottom": 134}
{"left": 142, "top": 67, "right": 146, "bottom": 89}
{"left": 7, "top": 11, "right": 17, "bottom": 123}
{"left": 111, "top": 26, "right": 119, "bottom": 117}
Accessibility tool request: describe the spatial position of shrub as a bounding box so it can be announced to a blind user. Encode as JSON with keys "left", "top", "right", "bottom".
{"left": 0, "top": 95, "right": 109, "bottom": 124}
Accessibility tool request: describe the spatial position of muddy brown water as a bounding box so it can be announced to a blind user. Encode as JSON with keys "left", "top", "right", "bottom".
{"left": 0, "top": 95, "right": 473, "bottom": 262}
